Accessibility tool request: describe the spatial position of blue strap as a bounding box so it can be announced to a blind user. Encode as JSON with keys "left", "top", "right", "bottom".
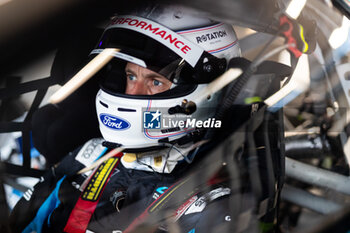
{"left": 22, "top": 176, "right": 66, "bottom": 233}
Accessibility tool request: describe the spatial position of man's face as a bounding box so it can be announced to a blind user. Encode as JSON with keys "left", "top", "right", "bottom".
{"left": 125, "top": 62, "right": 172, "bottom": 95}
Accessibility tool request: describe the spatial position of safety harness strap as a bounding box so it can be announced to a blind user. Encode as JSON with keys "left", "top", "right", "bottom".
{"left": 64, "top": 151, "right": 123, "bottom": 233}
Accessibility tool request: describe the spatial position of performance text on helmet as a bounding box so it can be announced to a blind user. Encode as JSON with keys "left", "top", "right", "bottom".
{"left": 111, "top": 17, "right": 192, "bottom": 55}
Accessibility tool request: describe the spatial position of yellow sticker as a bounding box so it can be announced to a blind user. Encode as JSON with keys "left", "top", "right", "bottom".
{"left": 154, "top": 156, "right": 162, "bottom": 167}
{"left": 122, "top": 153, "right": 137, "bottom": 163}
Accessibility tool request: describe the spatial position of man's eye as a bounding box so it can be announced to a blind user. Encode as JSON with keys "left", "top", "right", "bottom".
{"left": 127, "top": 74, "right": 137, "bottom": 81}
{"left": 153, "top": 79, "right": 163, "bottom": 86}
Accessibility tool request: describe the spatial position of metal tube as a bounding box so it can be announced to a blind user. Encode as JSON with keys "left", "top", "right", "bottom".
{"left": 286, "top": 157, "right": 350, "bottom": 195}
{"left": 285, "top": 133, "right": 331, "bottom": 159}
{"left": 281, "top": 184, "right": 342, "bottom": 214}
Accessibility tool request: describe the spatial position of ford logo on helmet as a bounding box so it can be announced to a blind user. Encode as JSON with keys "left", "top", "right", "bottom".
{"left": 99, "top": 114, "right": 130, "bottom": 130}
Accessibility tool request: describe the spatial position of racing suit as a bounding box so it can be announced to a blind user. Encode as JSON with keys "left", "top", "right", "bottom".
{"left": 9, "top": 138, "right": 232, "bottom": 233}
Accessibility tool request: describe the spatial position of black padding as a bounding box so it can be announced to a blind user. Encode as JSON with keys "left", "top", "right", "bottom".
{"left": 215, "top": 57, "right": 291, "bottom": 138}
{"left": 32, "top": 27, "right": 103, "bottom": 165}
{"left": 32, "top": 83, "right": 101, "bottom": 165}
{"left": 51, "top": 27, "right": 104, "bottom": 85}
{"left": 229, "top": 57, "right": 293, "bottom": 78}
{"left": 257, "top": 60, "right": 292, "bottom": 78}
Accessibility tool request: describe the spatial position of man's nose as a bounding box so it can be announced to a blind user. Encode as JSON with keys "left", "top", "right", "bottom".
{"left": 126, "top": 81, "right": 147, "bottom": 95}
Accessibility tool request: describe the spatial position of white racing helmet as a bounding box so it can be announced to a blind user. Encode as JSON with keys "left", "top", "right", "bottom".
{"left": 94, "top": 4, "right": 241, "bottom": 151}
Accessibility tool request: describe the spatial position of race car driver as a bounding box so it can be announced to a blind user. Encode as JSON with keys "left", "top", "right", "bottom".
{"left": 9, "top": 3, "right": 241, "bottom": 233}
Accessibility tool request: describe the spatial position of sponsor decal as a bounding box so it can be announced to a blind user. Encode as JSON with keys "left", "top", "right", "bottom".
{"left": 185, "top": 187, "right": 230, "bottom": 215}
{"left": 107, "top": 15, "right": 204, "bottom": 67}
{"left": 100, "top": 114, "right": 130, "bottom": 130}
{"left": 174, "top": 195, "right": 198, "bottom": 221}
{"left": 110, "top": 190, "right": 126, "bottom": 212}
{"left": 208, "top": 187, "right": 231, "bottom": 201}
{"left": 81, "top": 139, "right": 100, "bottom": 158}
{"left": 177, "top": 23, "right": 238, "bottom": 55}
{"left": 75, "top": 138, "right": 106, "bottom": 168}
{"left": 196, "top": 30, "right": 227, "bottom": 43}
{"left": 152, "top": 186, "right": 168, "bottom": 200}
{"left": 143, "top": 110, "right": 161, "bottom": 129}
{"left": 185, "top": 196, "right": 206, "bottom": 215}
{"left": 156, "top": 186, "right": 168, "bottom": 194}
{"left": 23, "top": 188, "right": 34, "bottom": 201}
{"left": 82, "top": 157, "right": 119, "bottom": 201}
{"left": 152, "top": 193, "right": 160, "bottom": 200}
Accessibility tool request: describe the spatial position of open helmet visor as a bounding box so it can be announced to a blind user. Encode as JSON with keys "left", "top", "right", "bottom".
{"left": 91, "top": 15, "right": 227, "bottom": 87}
